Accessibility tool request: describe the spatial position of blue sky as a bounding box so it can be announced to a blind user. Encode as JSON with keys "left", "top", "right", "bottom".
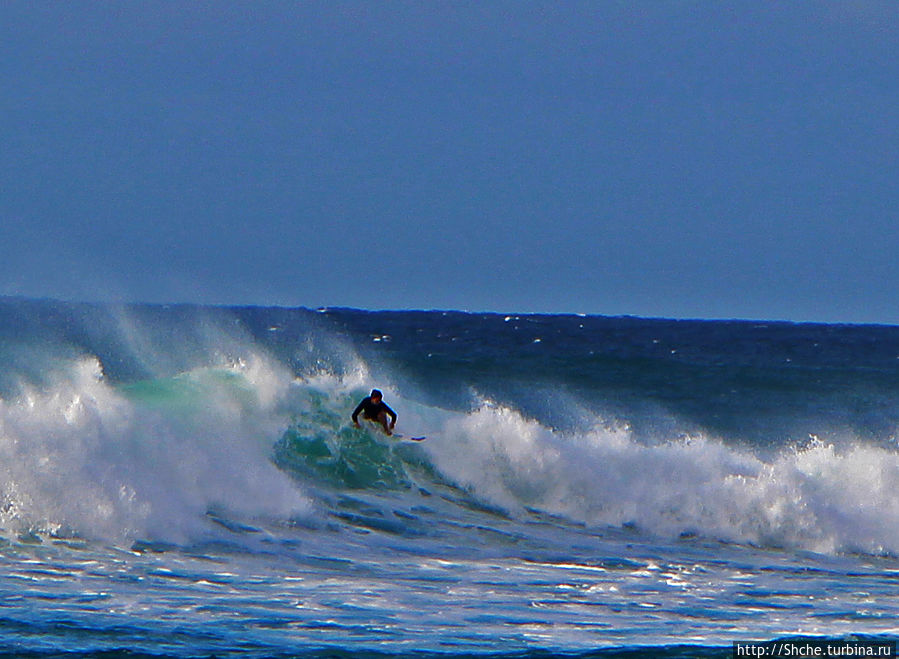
{"left": 2, "top": 2, "right": 897, "bottom": 322}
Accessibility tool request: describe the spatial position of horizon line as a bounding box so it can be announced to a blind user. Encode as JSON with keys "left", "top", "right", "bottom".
{"left": 1, "top": 293, "right": 896, "bottom": 330}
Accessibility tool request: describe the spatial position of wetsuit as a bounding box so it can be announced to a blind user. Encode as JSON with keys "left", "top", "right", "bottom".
{"left": 352, "top": 396, "right": 397, "bottom": 425}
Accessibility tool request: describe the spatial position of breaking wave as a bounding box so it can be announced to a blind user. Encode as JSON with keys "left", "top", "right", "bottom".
{"left": 0, "top": 298, "right": 898, "bottom": 558}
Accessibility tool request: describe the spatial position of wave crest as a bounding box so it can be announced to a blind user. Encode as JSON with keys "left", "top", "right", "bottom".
{"left": 0, "top": 354, "right": 311, "bottom": 544}
{"left": 424, "top": 401, "right": 899, "bottom": 555}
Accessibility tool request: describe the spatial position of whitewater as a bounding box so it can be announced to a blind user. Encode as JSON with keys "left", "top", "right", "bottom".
{"left": 0, "top": 297, "right": 897, "bottom": 657}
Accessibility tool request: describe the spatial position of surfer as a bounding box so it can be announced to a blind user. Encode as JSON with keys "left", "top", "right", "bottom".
{"left": 352, "top": 389, "right": 397, "bottom": 436}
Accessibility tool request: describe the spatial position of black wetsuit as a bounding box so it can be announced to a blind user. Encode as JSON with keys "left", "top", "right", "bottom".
{"left": 352, "top": 397, "right": 397, "bottom": 424}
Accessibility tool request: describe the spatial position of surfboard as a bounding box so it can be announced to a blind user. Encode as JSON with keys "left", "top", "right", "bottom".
{"left": 391, "top": 433, "right": 427, "bottom": 442}
{"left": 360, "top": 420, "right": 426, "bottom": 441}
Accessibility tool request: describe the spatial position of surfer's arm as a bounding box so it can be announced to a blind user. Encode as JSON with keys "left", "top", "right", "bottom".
{"left": 383, "top": 404, "right": 397, "bottom": 427}
{"left": 351, "top": 399, "right": 366, "bottom": 425}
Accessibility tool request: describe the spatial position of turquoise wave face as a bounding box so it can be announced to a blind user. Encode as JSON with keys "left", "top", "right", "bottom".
{"left": 121, "top": 369, "right": 255, "bottom": 409}
{"left": 275, "top": 412, "right": 414, "bottom": 491}
{"left": 272, "top": 389, "right": 438, "bottom": 491}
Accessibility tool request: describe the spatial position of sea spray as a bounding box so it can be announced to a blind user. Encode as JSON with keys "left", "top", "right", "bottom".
{"left": 0, "top": 353, "right": 311, "bottom": 544}
{"left": 423, "top": 402, "right": 899, "bottom": 555}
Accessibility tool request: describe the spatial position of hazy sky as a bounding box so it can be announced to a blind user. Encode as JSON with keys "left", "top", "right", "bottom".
{"left": 2, "top": 2, "right": 897, "bottom": 322}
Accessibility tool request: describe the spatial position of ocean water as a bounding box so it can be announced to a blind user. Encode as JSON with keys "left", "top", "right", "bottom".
{"left": 0, "top": 297, "right": 898, "bottom": 657}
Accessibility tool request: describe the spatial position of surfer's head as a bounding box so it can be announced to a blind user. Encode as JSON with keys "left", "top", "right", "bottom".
{"left": 370, "top": 389, "right": 383, "bottom": 402}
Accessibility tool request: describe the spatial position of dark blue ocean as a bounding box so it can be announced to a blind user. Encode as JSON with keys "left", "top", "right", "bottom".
{"left": 0, "top": 298, "right": 898, "bottom": 657}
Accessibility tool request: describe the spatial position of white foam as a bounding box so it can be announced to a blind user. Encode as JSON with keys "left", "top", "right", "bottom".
{"left": 0, "top": 354, "right": 311, "bottom": 544}
{"left": 5, "top": 344, "right": 898, "bottom": 558}
{"left": 422, "top": 401, "right": 899, "bottom": 555}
